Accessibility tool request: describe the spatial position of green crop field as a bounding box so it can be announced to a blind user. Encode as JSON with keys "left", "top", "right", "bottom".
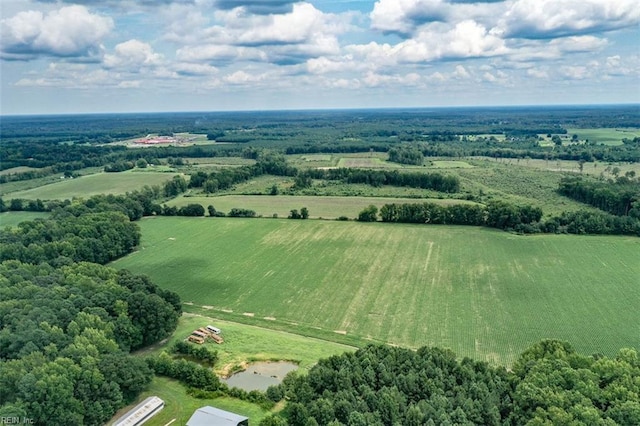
{"left": 566, "top": 128, "right": 640, "bottom": 145}
{"left": 169, "top": 195, "right": 476, "bottom": 219}
{"left": 112, "top": 217, "right": 640, "bottom": 366}
{"left": 3, "top": 170, "right": 180, "bottom": 201}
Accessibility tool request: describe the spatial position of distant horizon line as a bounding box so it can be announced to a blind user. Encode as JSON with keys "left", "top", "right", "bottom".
{"left": 2, "top": 102, "right": 639, "bottom": 118}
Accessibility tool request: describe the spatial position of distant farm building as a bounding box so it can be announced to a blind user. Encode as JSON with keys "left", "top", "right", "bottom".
{"left": 135, "top": 135, "right": 176, "bottom": 145}
{"left": 186, "top": 406, "right": 249, "bottom": 426}
{"left": 112, "top": 396, "right": 164, "bottom": 426}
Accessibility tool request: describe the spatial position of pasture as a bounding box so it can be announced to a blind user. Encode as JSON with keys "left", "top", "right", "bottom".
{"left": 169, "top": 195, "right": 475, "bottom": 219}
{"left": 136, "top": 314, "right": 354, "bottom": 376}
{"left": 3, "top": 170, "right": 179, "bottom": 201}
{"left": 0, "top": 211, "right": 49, "bottom": 228}
{"left": 108, "top": 377, "right": 269, "bottom": 426}
{"left": 112, "top": 217, "right": 640, "bottom": 366}
{"left": 336, "top": 157, "right": 398, "bottom": 168}
{"left": 430, "top": 160, "right": 474, "bottom": 168}
{"left": 0, "top": 166, "right": 39, "bottom": 176}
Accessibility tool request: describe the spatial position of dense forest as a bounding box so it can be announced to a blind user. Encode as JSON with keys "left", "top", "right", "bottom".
{"left": 260, "top": 341, "right": 640, "bottom": 426}
{"left": 0, "top": 196, "right": 181, "bottom": 424}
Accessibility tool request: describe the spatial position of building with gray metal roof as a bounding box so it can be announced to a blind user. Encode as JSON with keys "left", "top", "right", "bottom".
{"left": 186, "top": 406, "right": 249, "bottom": 426}
{"left": 112, "top": 396, "right": 164, "bottom": 426}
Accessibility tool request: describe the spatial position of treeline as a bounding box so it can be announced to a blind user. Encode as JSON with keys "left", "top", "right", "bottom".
{"left": 299, "top": 169, "right": 460, "bottom": 192}
{"left": 375, "top": 201, "right": 542, "bottom": 230}
{"left": 2, "top": 184, "right": 171, "bottom": 220}
{"left": 261, "top": 340, "right": 639, "bottom": 425}
{"left": 387, "top": 146, "right": 424, "bottom": 165}
{"left": 0, "top": 142, "right": 127, "bottom": 171}
{"left": 558, "top": 175, "right": 639, "bottom": 217}
{"left": 365, "top": 201, "right": 640, "bottom": 235}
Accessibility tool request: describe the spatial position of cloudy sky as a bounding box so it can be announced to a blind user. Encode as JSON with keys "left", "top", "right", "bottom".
{"left": 1, "top": 0, "right": 638, "bottom": 115}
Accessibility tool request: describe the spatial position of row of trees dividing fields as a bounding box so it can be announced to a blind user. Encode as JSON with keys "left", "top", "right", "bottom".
{"left": 359, "top": 200, "right": 640, "bottom": 235}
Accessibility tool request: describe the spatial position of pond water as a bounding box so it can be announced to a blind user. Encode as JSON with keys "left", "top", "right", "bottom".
{"left": 223, "top": 361, "right": 298, "bottom": 391}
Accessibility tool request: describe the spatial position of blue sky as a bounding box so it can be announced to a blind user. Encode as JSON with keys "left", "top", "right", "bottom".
{"left": 1, "top": 0, "right": 638, "bottom": 114}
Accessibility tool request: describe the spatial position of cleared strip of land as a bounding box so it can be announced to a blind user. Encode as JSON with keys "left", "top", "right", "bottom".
{"left": 112, "top": 217, "right": 640, "bottom": 366}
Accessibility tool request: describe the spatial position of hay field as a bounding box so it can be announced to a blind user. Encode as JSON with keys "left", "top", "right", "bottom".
{"left": 112, "top": 218, "right": 640, "bottom": 366}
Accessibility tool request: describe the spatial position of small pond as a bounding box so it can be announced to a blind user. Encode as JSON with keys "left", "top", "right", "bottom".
{"left": 224, "top": 361, "right": 298, "bottom": 391}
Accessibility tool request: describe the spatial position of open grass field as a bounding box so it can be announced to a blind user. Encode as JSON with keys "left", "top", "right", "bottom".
{"left": 493, "top": 157, "right": 640, "bottom": 177}
{"left": 430, "top": 160, "right": 475, "bottom": 168}
{"left": 0, "top": 166, "right": 40, "bottom": 176}
{"left": 106, "top": 376, "right": 271, "bottom": 426}
{"left": 3, "top": 170, "right": 179, "bottom": 201}
{"left": 170, "top": 194, "right": 476, "bottom": 219}
{"left": 458, "top": 160, "right": 604, "bottom": 216}
{"left": 566, "top": 128, "right": 640, "bottom": 145}
{"left": 135, "top": 314, "right": 354, "bottom": 376}
{"left": 112, "top": 217, "right": 640, "bottom": 366}
{"left": 0, "top": 211, "right": 50, "bottom": 228}
{"left": 337, "top": 157, "right": 401, "bottom": 168}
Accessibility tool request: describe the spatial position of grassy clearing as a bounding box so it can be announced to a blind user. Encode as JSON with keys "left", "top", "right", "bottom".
{"left": 566, "top": 128, "right": 640, "bottom": 145}
{"left": 337, "top": 157, "right": 399, "bottom": 168}
{"left": 4, "top": 170, "right": 179, "bottom": 201}
{"left": 430, "top": 160, "right": 474, "bottom": 168}
{"left": 458, "top": 159, "right": 600, "bottom": 216}
{"left": 301, "top": 155, "right": 332, "bottom": 162}
{"left": 0, "top": 166, "right": 40, "bottom": 176}
{"left": 504, "top": 157, "right": 640, "bottom": 178}
{"left": 0, "top": 211, "right": 50, "bottom": 228}
{"left": 171, "top": 194, "right": 476, "bottom": 219}
{"left": 112, "top": 218, "right": 640, "bottom": 366}
{"left": 106, "top": 376, "right": 270, "bottom": 426}
{"left": 135, "top": 314, "right": 354, "bottom": 375}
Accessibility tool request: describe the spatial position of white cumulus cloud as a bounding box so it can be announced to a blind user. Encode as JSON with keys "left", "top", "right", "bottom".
{"left": 1, "top": 5, "right": 113, "bottom": 60}
{"left": 498, "top": 0, "right": 640, "bottom": 39}
{"left": 103, "top": 39, "right": 163, "bottom": 69}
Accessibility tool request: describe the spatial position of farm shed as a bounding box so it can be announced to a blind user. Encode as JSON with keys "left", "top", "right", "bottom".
{"left": 112, "top": 396, "right": 164, "bottom": 426}
{"left": 186, "top": 406, "right": 249, "bottom": 426}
